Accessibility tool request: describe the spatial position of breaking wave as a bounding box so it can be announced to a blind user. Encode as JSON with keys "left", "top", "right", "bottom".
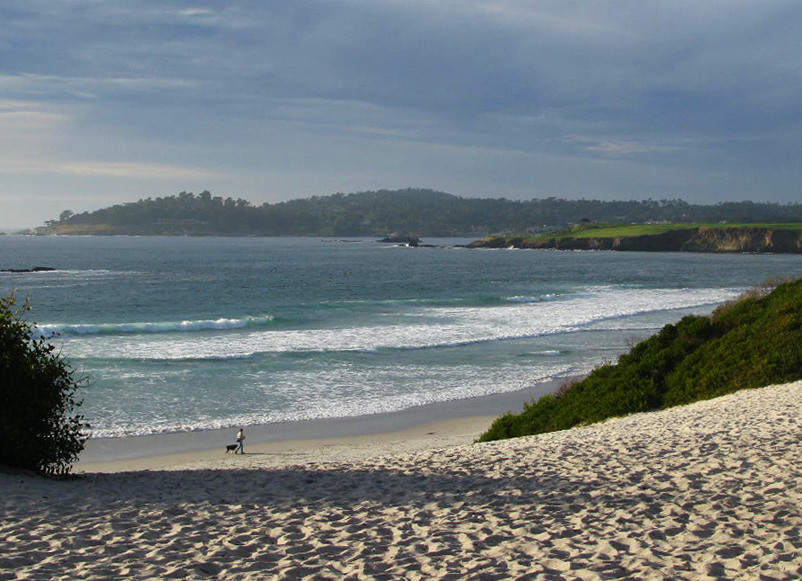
{"left": 37, "top": 315, "right": 275, "bottom": 337}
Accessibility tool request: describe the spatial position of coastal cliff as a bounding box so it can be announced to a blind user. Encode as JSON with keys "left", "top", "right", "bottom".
{"left": 470, "top": 226, "right": 802, "bottom": 254}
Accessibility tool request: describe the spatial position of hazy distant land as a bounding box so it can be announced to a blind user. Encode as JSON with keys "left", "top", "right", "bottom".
{"left": 25, "top": 188, "right": 802, "bottom": 241}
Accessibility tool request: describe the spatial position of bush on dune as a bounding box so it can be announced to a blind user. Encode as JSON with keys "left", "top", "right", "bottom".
{"left": 479, "top": 278, "right": 802, "bottom": 442}
{"left": 0, "top": 294, "right": 88, "bottom": 475}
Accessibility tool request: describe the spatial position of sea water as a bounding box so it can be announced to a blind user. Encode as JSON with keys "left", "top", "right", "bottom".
{"left": 2, "top": 235, "right": 801, "bottom": 439}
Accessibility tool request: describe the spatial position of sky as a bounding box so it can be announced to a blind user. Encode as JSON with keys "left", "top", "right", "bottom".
{"left": 1, "top": 1, "right": 801, "bottom": 228}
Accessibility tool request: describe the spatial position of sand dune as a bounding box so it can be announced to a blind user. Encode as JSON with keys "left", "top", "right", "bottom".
{"left": 2, "top": 382, "right": 802, "bottom": 580}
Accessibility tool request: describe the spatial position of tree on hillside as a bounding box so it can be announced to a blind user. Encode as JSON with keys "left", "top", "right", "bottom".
{"left": 0, "top": 294, "right": 88, "bottom": 475}
{"left": 43, "top": 189, "right": 802, "bottom": 237}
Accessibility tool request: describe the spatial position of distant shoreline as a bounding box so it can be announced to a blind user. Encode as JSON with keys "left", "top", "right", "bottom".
{"left": 23, "top": 189, "right": 802, "bottom": 239}
{"left": 470, "top": 224, "right": 802, "bottom": 254}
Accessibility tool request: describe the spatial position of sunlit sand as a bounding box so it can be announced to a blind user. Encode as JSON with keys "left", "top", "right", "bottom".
{"left": 2, "top": 382, "right": 801, "bottom": 580}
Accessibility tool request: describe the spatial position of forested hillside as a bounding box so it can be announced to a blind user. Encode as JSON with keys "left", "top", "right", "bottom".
{"left": 37, "top": 189, "right": 802, "bottom": 237}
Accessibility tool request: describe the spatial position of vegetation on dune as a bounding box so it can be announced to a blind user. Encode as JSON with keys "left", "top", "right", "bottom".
{"left": 0, "top": 294, "right": 88, "bottom": 475}
{"left": 479, "top": 278, "right": 802, "bottom": 442}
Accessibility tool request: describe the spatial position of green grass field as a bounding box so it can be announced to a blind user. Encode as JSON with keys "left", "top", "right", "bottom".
{"left": 540, "top": 222, "right": 802, "bottom": 240}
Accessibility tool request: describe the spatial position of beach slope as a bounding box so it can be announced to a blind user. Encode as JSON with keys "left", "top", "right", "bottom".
{"left": 2, "top": 382, "right": 801, "bottom": 580}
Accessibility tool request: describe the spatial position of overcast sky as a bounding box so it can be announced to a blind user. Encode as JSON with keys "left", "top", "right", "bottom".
{"left": 2, "top": 1, "right": 801, "bottom": 227}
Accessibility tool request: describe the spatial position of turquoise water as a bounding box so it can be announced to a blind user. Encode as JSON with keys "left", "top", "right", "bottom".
{"left": 2, "top": 235, "right": 801, "bottom": 438}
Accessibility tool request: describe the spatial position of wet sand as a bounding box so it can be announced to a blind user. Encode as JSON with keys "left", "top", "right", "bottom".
{"left": 77, "top": 375, "right": 572, "bottom": 470}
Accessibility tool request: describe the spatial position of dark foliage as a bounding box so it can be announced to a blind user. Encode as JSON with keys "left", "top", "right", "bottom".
{"left": 0, "top": 294, "right": 88, "bottom": 475}
{"left": 43, "top": 189, "right": 802, "bottom": 237}
{"left": 480, "top": 278, "right": 802, "bottom": 442}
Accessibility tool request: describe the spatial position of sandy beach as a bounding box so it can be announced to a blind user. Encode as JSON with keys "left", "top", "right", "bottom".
{"left": 3, "top": 382, "right": 802, "bottom": 580}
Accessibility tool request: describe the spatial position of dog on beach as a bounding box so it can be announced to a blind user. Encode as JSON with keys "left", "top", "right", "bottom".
{"left": 225, "top": 444, "right": 238, "bottom": 453}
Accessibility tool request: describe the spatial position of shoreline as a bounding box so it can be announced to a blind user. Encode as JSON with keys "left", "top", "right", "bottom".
{"left": 77, "top": 414, "right": 497, "bottom": 473}
{"left": 77, "top": 374, "right": 573, "bottom": 472}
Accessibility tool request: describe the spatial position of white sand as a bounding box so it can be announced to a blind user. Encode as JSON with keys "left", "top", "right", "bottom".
{"left": 2, "top": 382, "right": 802, "bottom": 580}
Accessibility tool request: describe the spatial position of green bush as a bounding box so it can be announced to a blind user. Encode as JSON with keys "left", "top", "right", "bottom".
{"left": 0, "top": 294, "right": 88, "bottom": 475}
{"left": 479, "top": 278, "right": 802, "bottom": 442}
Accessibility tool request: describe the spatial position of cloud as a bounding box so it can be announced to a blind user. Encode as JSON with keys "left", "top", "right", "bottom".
{"left": 0, "top": 159, "right": 221, "bottom": 180}
{"left": 178, "top": 8, "right": 216, "bottom": 17}
{"left": 0, "top": 108, "right": 68, "bottom": 132}
{"left": 7, "top": 2, "right": 800, "bottom": 135}
{"left": 0, "top": 98, "right": 74, "bottom": 156}
{"left": 1, "top": 0, "right": 802, "bottom": 227}
{"left": 564, "top": 135, "right": 682, "bottom": 157}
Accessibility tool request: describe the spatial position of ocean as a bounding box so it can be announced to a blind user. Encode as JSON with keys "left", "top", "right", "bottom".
{"left": 2, "top": 235, "right": 801, "bottom": 440}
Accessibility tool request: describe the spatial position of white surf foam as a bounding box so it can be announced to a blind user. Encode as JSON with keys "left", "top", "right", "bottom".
{"left": 59, "top": 286, "right": 740, "bottom": 361}
{"left": 38, "top": 315, "right": 275, "bottom": 337}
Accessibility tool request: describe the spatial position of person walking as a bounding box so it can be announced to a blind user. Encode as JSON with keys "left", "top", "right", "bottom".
{"left": 235, "top": 427, "right": 245, "bottom": 454}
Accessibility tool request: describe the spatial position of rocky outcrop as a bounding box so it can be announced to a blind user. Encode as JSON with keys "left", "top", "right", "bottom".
{"left": 1, "top": 266, "right": 57, "bottom": 273}
{"left": 378, "top": 234, "right": 421, "bottom": 246}
{"left": 470, "top": 227, "right": 802, "bottom": 254}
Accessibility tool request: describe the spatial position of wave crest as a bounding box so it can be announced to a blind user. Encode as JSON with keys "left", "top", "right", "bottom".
{"left": 37, "top": 315, "right": 275, "bottom": 337}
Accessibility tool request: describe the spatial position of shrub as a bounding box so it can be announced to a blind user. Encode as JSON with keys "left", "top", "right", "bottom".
{"left": 479, "top": 277, "right": 802, "bottom": 443}
{"left": 0, "top": 294, "right": 88, "bottom": 475}
{"left": 711, "top": 276, "right": 794, "bottom": 320}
